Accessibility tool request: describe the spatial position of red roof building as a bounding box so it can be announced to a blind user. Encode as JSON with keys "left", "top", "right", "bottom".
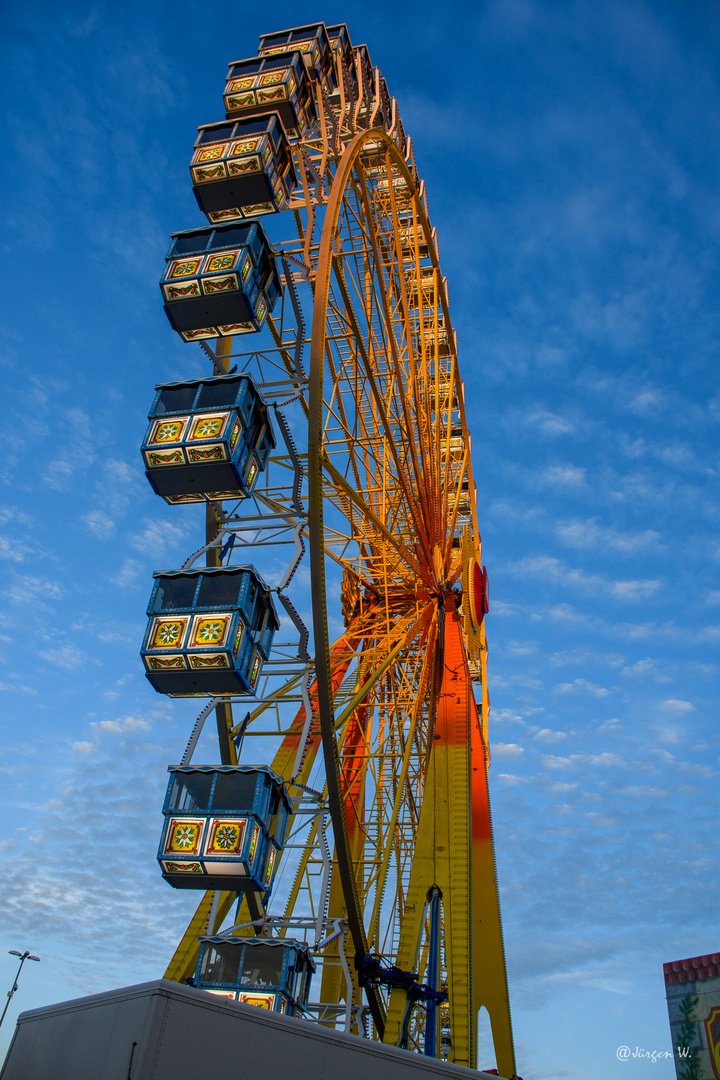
{"left": 664, "top": 952, "right": 720, "bottom": 1080}
{"left": 664, "top": 953, "right": 720, "bottom": 986}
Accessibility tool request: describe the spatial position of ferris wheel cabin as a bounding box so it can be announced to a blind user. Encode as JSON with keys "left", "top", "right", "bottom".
{"left": 191, "top": 113, "right": 296, "bottom": 223}
{"left": 160, "top": 221, "right": 281, "bottom": 342}
{"left": 141, "top": 565, "right": 279, "bottom": 696}
{"left": 141, "top": 373, "right": 275, "bottom": 504}
{"left": 194, "top": 936, "right": 315, "bottom": 1017}
{"left": 223, "top": 51, "right": 316, "bottom": 142}
{"left": 158, "top": 765, "right": 291, "bottom": 893}
{"left": 257, "top": 23, "right": 334, "bottom": 87}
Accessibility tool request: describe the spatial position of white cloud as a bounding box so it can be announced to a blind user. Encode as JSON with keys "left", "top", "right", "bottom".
{"left": 505, "top": 555, "right": 660, "bottom": 602}
{"left": 526, "top": 409, "right": 576, "bottom": 435}
{"left": 616, "top": 620, "right": 659, "bottom": 640}
{"left": 506, "top": 640, "right": 538, "bottom": 657}
{"left": 0, "top": 507, "right": 33, "bottom": 528}
{"left": 555, "top": 517, "right": 661, "bottom": 553}
{"left": 5, "top": 575, "right": 62, "bottom": 605}
{"left": 540, "top": 751, "right": 625, "bottom": 771}
{"left": 493, "top": 742, "right": 525, "bottom": 756}
{"left": 0, "top": 680, "right": 39, "bottom": 695}
{"left": 111, "top": 558, "right": 144, "bottom": 587}
{"left": 678, "top": 762, "right": 714, "bottom": 778}
{"left": 46, "top": 459, "right": 76, "bottom": 489}
{"left": 90, "top": 458, "right": 150, "bottom": 522}
{"left": 540, "top": 464, "right": 587, "bottom": 487}
{"left": 540, "top": 755, "right": 573, "bottom": 770}
{"left": 533, "top": 729, "right": 568, "bottom": 742}
{"left": 487, "top": 499, "right": 544, "bottom": 526}
{"left": 625, "top": 386, "right": 664, "bottom": 414}
{"left": 585, "top": 812, "right": 618, "bottom": 827}
{"left": 611, "top": 578, "right": 661, "bottom": 600}
{"left": 84, "top": 509, "right": 116, "bottom": 539}
{"left": 654, "top": 443, "right": 693, "bottom": 466}
{"left": 649, "top": 748, "right": 676, "bottom": 764}
{"left": 585, "top": 753, "right": 624, "bottom": 766}
{"left": 72, "top": 741, "right": 97, "bottom": 755}
{"left": 488, "top": 599, "right": 520, "bottom": 616}
{"left": 67, "top": 8, "right": 101, "bottom": 36}
{"left": 546, "top": 603, "right": 588, "bottom": 624}
{"left": 659, "top": 699, "right": 695, "bottom": 712}
{"left": 0, "top": 536, "right": 25, "bottom": 563}
{"left": 38, "top": 644, "right": 97, "bottom": 671}
{"left": 129, "top": 517, "right": 188, "bottom": 556}
{"left": 555, "top": 679, "right": 611, "bottom": 697}
{"left": 621, "top": 658, "right": 668, "bottom": 680}
{"left": 90, "top": 716, "right": 151, "bottom": 735}
{"left": 490, "top": 707, "right": 526, "bottom": 725}
{"left": 620, "top": 786, "right": 667, "bottom": 799}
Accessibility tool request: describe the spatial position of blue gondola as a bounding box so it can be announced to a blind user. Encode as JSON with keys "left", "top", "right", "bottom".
{"left": 190, "top": 113, "right": 296, "bottom": 223}
{"left": 141, "top": 566, "right": 279, "bottom": 696}
{"left": 223, "top": 51, "right": 316, "bottom": 142}
{"left": 141, "top": 373, "right": 275, "bottom": 505}
{"left": 194, "top": 936, "right": 314, "bottom": 1016}
{"left": 158, "top": 765, "right": 291, "bottom": 893}
{"left": 160, "top": 221, "right": 281, "bottom": 342}
{"left": 257, "top": 23, "right": 334, "bottom": 87}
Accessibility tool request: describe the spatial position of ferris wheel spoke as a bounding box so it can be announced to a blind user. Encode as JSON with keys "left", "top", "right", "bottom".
{"left": 321, "top": 454, "right": 423, "bottom": 579}
{"left": 329, "top": 259, "right": 434, "bottom": 568}
{"left": 360, "top": 623, "right": 438, "bottom": 945}
{"left": 332, "top": 604, "right": 431, "bottom": 736}
{"left": 331, "top": 631, "right": 435, "bottom": 922}
{"left": 355, "top": 173, "right": 435, "bottom": 533}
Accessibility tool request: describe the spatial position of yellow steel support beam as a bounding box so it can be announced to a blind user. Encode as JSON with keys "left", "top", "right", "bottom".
{"left": 470, "top": 681, "right": 516, "bottom": 1077}
{"left": 383, "top": 595, "right": 516, "bottom": 1077}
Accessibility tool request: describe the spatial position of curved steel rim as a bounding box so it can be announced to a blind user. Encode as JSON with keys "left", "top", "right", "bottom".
{"left": 308, "top": 127, "right": 452, "bottom": 1035}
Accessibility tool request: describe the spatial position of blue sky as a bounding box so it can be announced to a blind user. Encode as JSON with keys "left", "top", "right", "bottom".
{"left": 1, "top": 1, "right": 719, "bottom": 1078}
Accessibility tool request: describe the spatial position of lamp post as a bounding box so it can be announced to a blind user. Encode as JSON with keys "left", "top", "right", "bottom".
{"left": 0, "top": 950, "right": 41, "bottom": 1029}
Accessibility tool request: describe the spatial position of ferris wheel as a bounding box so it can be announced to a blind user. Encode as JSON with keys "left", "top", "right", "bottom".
{"left": 140, "top": 22, "right": 517, "bottom": 1079}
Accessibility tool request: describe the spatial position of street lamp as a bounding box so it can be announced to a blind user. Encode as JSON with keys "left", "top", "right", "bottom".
{"left": 0, "top": 950, "right": 41, "bottom": 1029}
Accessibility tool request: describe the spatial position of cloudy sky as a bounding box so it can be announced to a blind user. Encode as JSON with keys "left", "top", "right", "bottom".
{"left": 1, "top": 1, "right": 719, "bottom": 1078}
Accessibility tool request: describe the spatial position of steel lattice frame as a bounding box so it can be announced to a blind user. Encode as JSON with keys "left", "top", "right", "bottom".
{"left": 310, "top": 128, "right": 462, "bottom": 1030}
